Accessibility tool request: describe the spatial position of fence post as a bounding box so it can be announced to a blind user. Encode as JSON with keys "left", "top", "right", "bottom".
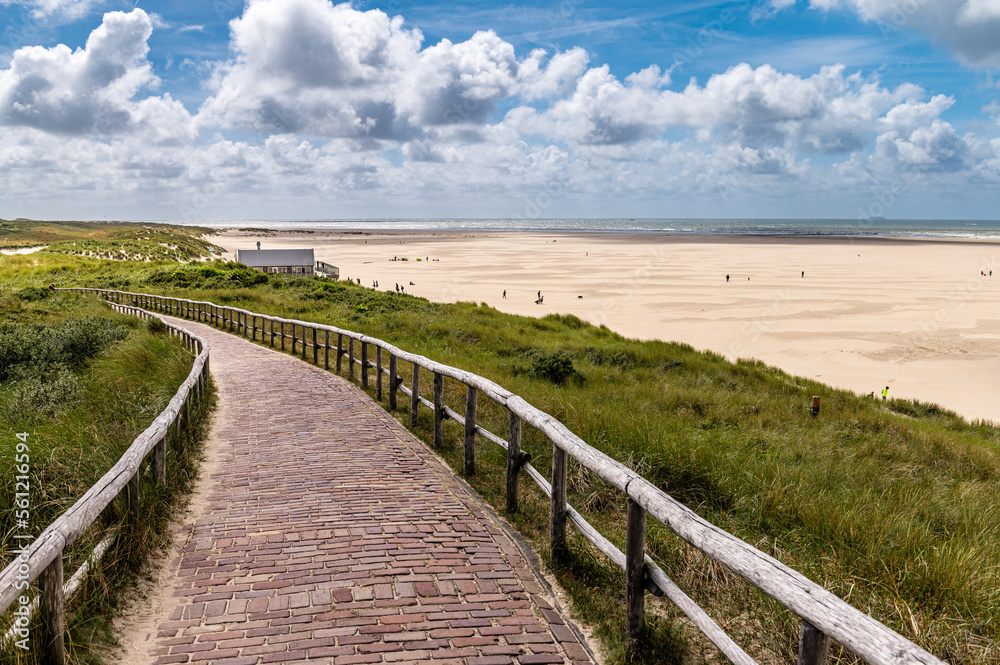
{"left": 550, "top": 444, "right": 568, "bottom": 562}
{"left": 506, "top": 411, "right": 521, "bottom": 513}
{"left": 269, "top": 319, "right": 274, "bottom": 347}
{"left": 301, "top": 325, "right": 307, "bottom": 360}
{"left": 410, "top": 364, "right": 420, "bottom": 427}
{"left": 38, "top": 553, "right": 65, "bottom": 665}
{"left": 280, "top": 322, "right": 285, "bottom": 351}
{"left": 324, "top": 330, "right": 330, "bottom": 369}
{"left": 153, "top": 435, "right": 166, "bottom": 484}
{"left": 626, "top": 498, "right": 647, "bottom": 654}
{"left": 389, "top": 354, "right": 398, "bottom": 409}
{"left": 127, "top": 471, "right": 140, "bottom": 533}
{"left": 336, "top": 334, "right": 344, "bottom": 372}
{"left": 349, "top": 338, "right": 355, "bottom": 381}
{"left": 376, "top": 347, "right": 383, "bottom": 400}
{"left": 798, "top": 621, "right": 830, "bottom": 665}
{"left": 464, "top": 386, "right": 477, "bottom": 475}
{"left": 313, "top": 328, "right": 318, "bottom": 364}
{"left": 291, "top": 323, "right": 297, "bottom": 355}
{"left": 433, "top": 373, "right": 444, "bottom": 447}
{"left": 361, "top": 342, "right": 369, "bottom": 387}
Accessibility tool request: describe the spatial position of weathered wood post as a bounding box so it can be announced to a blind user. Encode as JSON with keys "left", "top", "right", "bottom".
{"left": 626, "top": 498, "right": 647, "bottom": 653}
{"left": 433, "top": 373, "right": 444, "bottom": 447}
{"left": 269, "top": 319, "right": 275, "bottom": 347}
{"left": 127, "top": 471, "right": 140, "bottom": 533}
{"left": 324, "top": 330, "right": 330, "bottom": 370}
{"left": 361, "top": 342, "right": 369, "bottom": 387}
{"left": 336, "top": 334, "right": 344, "bottom": 372}
{"left": 349, "top": 338, "right": 355, "bottom": 380}
{"left": 280, "top": 322, "right": 285, "bottom": 351}
{"left": 550, "top": 444, "right": 568, "bottom": 561}
{"left": 506, "top": 411, "right": 522, "bottom": 513}
{"left": 152, "top": 435, "right": 166, "bottom": 484}
{"left": 464, "top": 386, "right": 477, "bottom": 475}
{"left": 376, "top": 347, "right": 383, "bottom": 400}
{"left": 38, "top": 554, "right": 65, "bottom": 665}
{"left": 300, "top": 325, "right": 307, "bottom": 360}
{"left": 312, "top": 328, "right": 318, "bottom": 364}
{"left": 291, "top": 323, "right": 297, "bottom": 355}
{"left": 389, "top": 354, "right": 398, "bottom": 410}
{"left": 798, "top": 621, "right": 830, "bottom": 665}
{"left": 410, "top": 364, "right": 420, "bottom": 427}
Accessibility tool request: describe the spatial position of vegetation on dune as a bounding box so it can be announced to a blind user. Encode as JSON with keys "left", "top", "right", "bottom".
{"left": 2, "top": 229, "right": 999, "bottom": 664}
{"left": 0, "top": 219, "right": 221, "bottom": 262}
{"left": 0, "top": 288, "right": 214, "bottom": 664}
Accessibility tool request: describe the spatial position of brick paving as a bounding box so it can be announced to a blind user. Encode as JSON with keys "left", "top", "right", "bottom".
{"left": 146, "top": 318, "right": 597, "bottom": 665}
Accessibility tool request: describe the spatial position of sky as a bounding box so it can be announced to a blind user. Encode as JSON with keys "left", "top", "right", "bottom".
{"left": 0, "top": 0, "right": 998, "bottom": 222}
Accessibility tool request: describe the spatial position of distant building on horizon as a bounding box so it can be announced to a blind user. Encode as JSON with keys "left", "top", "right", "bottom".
{"left": 236, "top": 248, "right": 315, "bottom": 276}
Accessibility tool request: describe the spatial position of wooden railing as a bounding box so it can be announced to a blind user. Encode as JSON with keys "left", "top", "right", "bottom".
{"left": 0, "top": 301, "right": 209, "bottom": 662}
{"left": 50, "top": 288, "right": 946, "bottom": 665}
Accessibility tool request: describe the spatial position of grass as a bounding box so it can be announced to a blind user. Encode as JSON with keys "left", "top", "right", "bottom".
{"left": 0, "top": 219, "right": 221, "bottom": 262}
{"left": 2, "top": 234, "right": 999, "bottom": 664}
{"left": 0, "top": 288, "right": 215, "bottom": 664}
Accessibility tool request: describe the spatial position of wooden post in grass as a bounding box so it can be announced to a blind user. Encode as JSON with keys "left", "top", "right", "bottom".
{"left": 152, "top": 435, "right": 166, "bottom": 484}
{"left": 811, "top": 396, "right": 820, "bottom": 417}
{"left": 349, "top": 338, "right": 355, "bottom": 380}
{"left": 626, "top": 498, "right": 647, "bottom": 653}
{"left": 464, "top": 386, "right": 477, "bottom": 475}
{"left": 336, "top": 334, "right": 344, "bottom": 372}
{"left": 550, "top": 444, "right": 568, "bottom": 562}
{"left": 433, "top": 373, "right": 444, "bottom": 447}
{"left": 38, "top": 554, "right": 65, "bottom": 665}
{"left": 361, "top": 342, "right": 369, "bottom": 387}
{"left": 798, "top": 621, "right": 830, "bottom": 665}
{"left": 410, "top": 364, "right": 420, "bottom": 427}
{"left": 324, "top": 330, "right": 330, "bottom": 370}
{"left": 376, "top": 347, "right": 382, "bottom": 400}
{"left": 291, "top": 324, "right": 297, "bottom": 355}
{"left": 506, "top": 411, "right": 522, "bottom": 513}
{"left": 389, "top": 355, "right": 398, "bottom": 409}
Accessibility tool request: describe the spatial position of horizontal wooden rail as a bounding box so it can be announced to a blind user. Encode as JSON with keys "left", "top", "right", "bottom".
{"left": 0, "top": 299, "right": 209, "bottom": 662}
{"left": 53, "top": 288, "right": 947, "bottom": 665}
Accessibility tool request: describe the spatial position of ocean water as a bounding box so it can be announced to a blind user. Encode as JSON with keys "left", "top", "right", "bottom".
{"left": 168, "top": 218, "right": 1000, "bottom": 240}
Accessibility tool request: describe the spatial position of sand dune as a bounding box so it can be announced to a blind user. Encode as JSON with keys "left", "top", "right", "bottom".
{"left": 211, "top": 229, "right": 1000, "bottom": 424}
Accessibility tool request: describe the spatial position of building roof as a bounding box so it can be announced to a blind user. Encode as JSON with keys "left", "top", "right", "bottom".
{"left": 236, "top": 248, "right": 314, "bottom": 268}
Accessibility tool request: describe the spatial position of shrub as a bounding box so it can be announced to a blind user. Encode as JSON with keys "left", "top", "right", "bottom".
{"left": 532, "top": 350, "right": 579, "bottom": 385}
{"left": 16, "top": 285, "right": 52, "bottom": 301}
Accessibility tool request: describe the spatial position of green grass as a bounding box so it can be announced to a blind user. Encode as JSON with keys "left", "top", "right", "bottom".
{"left": 0, "top": 219, "right": 221, "bottom": 262}
{"left": 4, "top": 245, "right": 1000, "bottom": 664}
{"left": 0, "top": 289, "right": 215, "bottom": 664}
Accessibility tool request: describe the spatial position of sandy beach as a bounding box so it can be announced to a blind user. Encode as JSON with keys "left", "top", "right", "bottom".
{"left": 211, "top": 229, "right": 1000, "bottom": 424}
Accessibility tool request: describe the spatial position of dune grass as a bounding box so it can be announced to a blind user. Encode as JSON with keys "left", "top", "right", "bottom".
{"left": 4, "top": 247, "right": 1000, "bottom": 664}
{"left": 0, "top": 288, "right": 215, "bottom": 664}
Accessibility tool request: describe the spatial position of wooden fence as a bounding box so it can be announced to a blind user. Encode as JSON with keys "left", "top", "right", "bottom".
{"left": 20, "top": 288, "right": 948, "bottom": 665}
{"left": 0, "top": 301, "right": 209, "bottom": 663}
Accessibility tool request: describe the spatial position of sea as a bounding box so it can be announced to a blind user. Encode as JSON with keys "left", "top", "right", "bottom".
{"left": 168, "top": 218, "right": 1000, "bottom": 240}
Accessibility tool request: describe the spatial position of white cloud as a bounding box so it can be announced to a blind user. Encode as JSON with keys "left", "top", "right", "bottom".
{"left": 2, "top": 0, "right": 103, "bottom": 21}
{"left": 0, "top": 8, "right": 196, "bottom": 142}
{"left": 809, "top": 0, "right": 1000, "bottom": 66}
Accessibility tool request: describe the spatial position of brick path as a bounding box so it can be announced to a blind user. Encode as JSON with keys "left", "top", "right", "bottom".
{"left": 141, "top": 318, "right": 597, "bottom": 665}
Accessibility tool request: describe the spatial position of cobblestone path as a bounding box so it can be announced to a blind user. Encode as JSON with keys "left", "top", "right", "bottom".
{"left": 137, "top": 318, "right": 597, "bottom": 665}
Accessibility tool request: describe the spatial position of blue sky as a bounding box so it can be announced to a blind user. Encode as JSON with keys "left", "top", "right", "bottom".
{"left": 0, "top": 0, "right": 998, "bottom": 221}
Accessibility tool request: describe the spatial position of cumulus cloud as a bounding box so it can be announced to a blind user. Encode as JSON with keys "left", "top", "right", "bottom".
{"left": 810, "top": 0, "right": 1000, "bottom": 66}
{"left": 0, "top": 8, "right": 195, "bottom": 142}
{"left": 199, "top": 0, "right": 592, "bottom": 138}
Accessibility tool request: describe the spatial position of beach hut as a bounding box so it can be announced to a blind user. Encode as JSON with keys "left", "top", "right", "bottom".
{"left": 236, "top": 248, "right": 316, "bottom": 276}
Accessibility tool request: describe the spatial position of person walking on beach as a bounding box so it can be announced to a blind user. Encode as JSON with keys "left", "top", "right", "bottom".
{"left": 882, "top": 386, "right": 889, "bottom": 401}
{"left": 537, "top": 290, "right": 541, "bottom": 300}
{"left": 726, "top": 274, "right": 730, "bottom": 282}
{"left": 503, "top": 290, "right": 507, "bottom": 299}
